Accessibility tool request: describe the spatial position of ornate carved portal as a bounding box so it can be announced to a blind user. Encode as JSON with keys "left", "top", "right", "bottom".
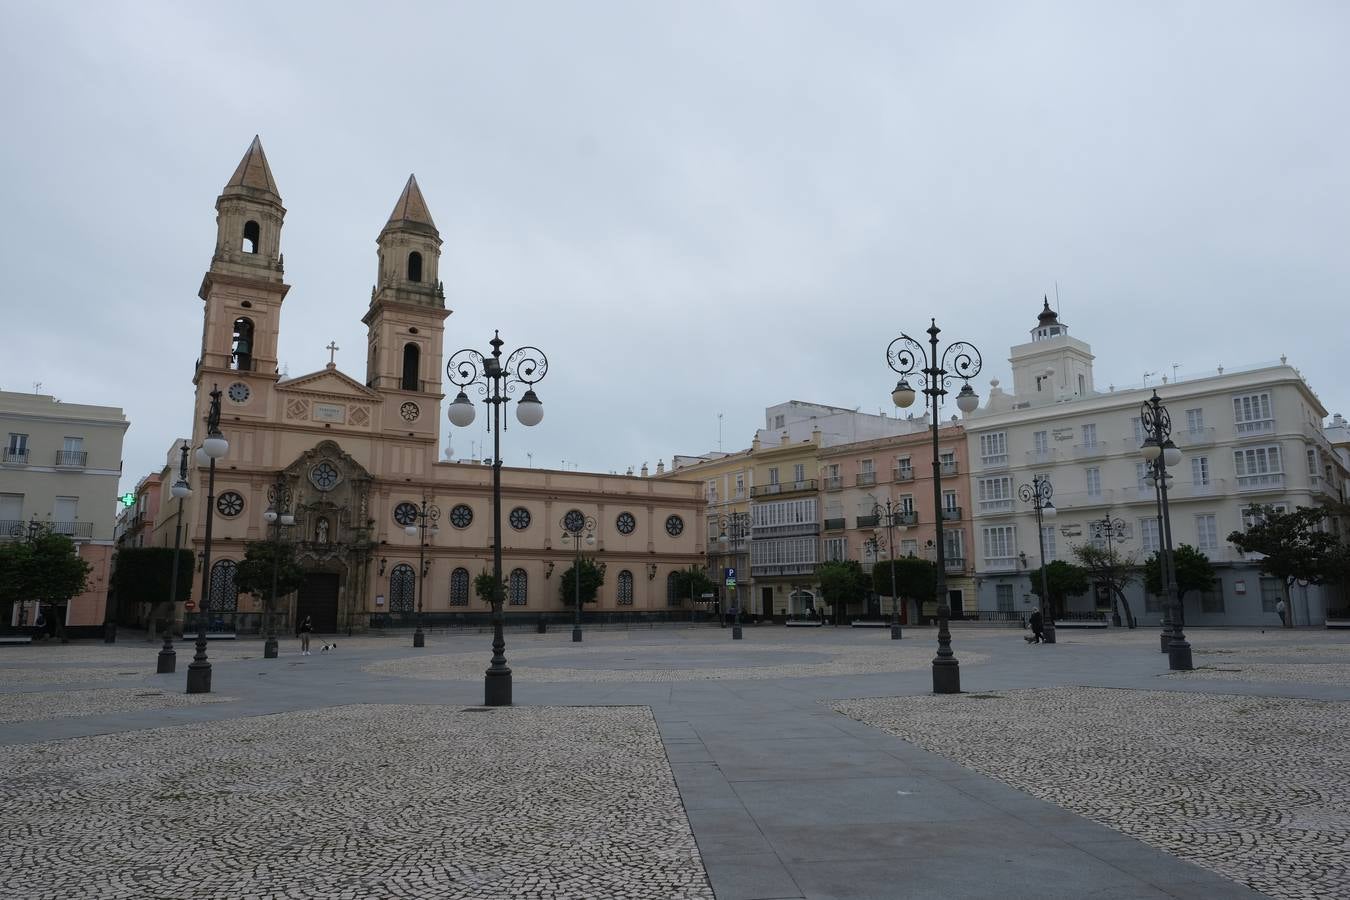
{"left": 275, "top": 440, "right": 376, "bottom": 632}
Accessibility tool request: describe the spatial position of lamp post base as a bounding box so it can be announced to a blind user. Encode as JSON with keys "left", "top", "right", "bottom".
{"left": 185, "top": 661, "right": 211, "bottom": 694}
{"left": 1043, "top": 622, "right": 1056, "bottom": 645}
{"left": 156, "top": 648, "right": 176, "bottom": 674}
{"left": 1160, "top": 630, "right": 1172, "bottom": 653}
{"left": 932, "top": 658, "right": 961, "bottom": 694}
{"left": 413, "top": 629, "right": 425, "bottom": 648}
{"left": 484, "top": 668, "right": 512, "bottom": 707}
{"left": 890, "top": 622, "right": 902, "bottom": 640}
{"left": 1168, "top": 638, "right": 1193, "bottom": 671}
{"left": 263, "top": 637, "right": 278, "bottom": 659}
{"left": 103, "top": 622, "right": 117, "bottom": 643}
{"left": 572, "top": 626, "right": 582, "bottom": 643}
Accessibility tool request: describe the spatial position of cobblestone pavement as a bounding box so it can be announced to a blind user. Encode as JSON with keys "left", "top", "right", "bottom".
{"left": 0, "top": 704, "right": 713, "bottom": 900}
{"left": 834, "top": 687, "right": 1350, "bottom": 900}
{"left": 0, "top": 665, "right": 149, "bottom": 687}
{"left": 1167, "top": 662, "right": 1350, "bottom": 686}
{"left": 365, "top": 637, "right": 989, "bottom": 683}
{"left": 0, "top": 687, "right": 232, "bottom": 723}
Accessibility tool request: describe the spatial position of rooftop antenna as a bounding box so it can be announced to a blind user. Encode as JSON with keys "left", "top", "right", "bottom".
{"left": 526, "top": 452, "right": 533, "bottom": 467}
{"left": 33, "top": 382, "right": 42, "bottom": 394}
{"left": 1054, "top": 281, "right": 1061, "bottom": 313}
{"left": 718, "top": 413, "right": 723, "bottom": 452}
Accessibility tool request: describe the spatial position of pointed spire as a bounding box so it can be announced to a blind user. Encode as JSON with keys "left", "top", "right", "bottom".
{"left": 1037, "top": 295, "right": 1059, "bottom": 325}
{"left": 223, "top": 135, "right": 281, "bottom": 200}
{"left": 385, "top": 175, "right": 437, "bottom": 232}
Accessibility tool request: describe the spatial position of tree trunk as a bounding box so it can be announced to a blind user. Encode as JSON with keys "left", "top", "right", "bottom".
{"left": 1282, "top": 580, "right": 1294, "bottom": 628}
{"left": 1111, "top": 583, "right": 1137, "bottom": 629}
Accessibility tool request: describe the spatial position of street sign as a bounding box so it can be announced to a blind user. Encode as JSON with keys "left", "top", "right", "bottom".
{"left": 724, "top": 566, "right": 736, "bottom": 587}
{"left": 184, "top": 600, "right": 197, "bottom": 612}
{"left": 118, "top": 493, "right": 135, "bottom": 508}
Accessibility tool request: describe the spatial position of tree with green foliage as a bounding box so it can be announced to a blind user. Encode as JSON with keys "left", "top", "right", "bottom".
{"left": 233, "top": 540, "right": 306, "bottom": 632}
{"left": 111, "top": 547, "right": 193, "bottom": 636}
{"left": 668, "top": 565, "right": 713, "bottom": 606}
{"left": 817, "top": 559, "right": 870, "bottom": 621}
{"left": 1143, "top": 544, "right": 1216, "bottom": 601}
{"left": 873, "top": 556, "right": 937, "bottom": 611}
{"left": 1071, "top": 544, "right": 1139, "bottom": 628}
{"left": 475, "top": 570, "right": 505, "bottom": 606}
{"left": 1027, "top": 560, "right": 1090, "bottom": 617}
{"left": 0, "top": 532, "right": 91, "bottom": 640}
{"left": 558, "top": 557, "right": 606, "bottom": 606}
{"left": 1229, "top": 505, "right": 1346, "bottom": 626}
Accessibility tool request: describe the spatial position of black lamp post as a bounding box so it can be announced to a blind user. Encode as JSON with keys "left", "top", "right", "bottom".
{"left": 1087, "top": 513, "right": 1129, "bottom": 626}
{"left": 157, "top": 442, "right": 193, "bottom": 674}
{"left": 403, "top": 498, "right": 440, "bottom": 648}
{"left": 871, "top": 498, "right": 904, "bottom": 639}
{"left": 1018, "top": 475, "right": 1058, "bottom": 644}
{"left": 887, "top": 319, "right": 982, "bottom": 695}
{"left": 262, "top": 477, "right": 296, "bottom": 658}
{"left": 187, "top": 385, "right": 229, "bottom": 695}
{"left": 714, "top": 511, "right": 750, "bottom": 639}
{"left": 560, "top": 510, "right": 596, "bottom": 642}
{"left": 1140, "top": 390, "right": 1193, "bottom": 670}
{"left": 447, "top": 331, "right": 547, "bottom": 707}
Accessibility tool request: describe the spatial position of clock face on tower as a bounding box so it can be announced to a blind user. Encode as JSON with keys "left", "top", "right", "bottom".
{"left": 227, "top": 382, "right": 250, "bottom": 403}
{"left": 400, "top": 401, "right": 420, "bottom": 422}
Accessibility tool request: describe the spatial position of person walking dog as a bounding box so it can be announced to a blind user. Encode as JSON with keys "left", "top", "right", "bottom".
{"left": 1025, "top": 609, "right": 1045, "bottom": 644}
{"left": 299, "top": 616, "right": 313, "bottom": 655}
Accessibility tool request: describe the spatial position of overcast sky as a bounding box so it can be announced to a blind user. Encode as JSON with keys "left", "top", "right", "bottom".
{"left": 2, "top": 2, "right": 1346, "bottom": 500}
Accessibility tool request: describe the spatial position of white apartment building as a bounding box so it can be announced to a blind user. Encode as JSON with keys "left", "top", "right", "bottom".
{"left": 1, "top": 391, "right": 129, "bottom": 632}
{"left": 965, "top": 303, "right": 1347, "bottom": 627}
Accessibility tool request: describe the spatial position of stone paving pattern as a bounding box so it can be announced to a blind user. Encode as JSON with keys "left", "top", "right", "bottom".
{"left": 365, "top": 637, "right": 989, "bottom": 683}
{"left": 0, "top": 704, "right": 713, "bottom": 900}
{"left": 0, "top": 687, "right": 232, "bottom": 723}
{"left": 833, "top": 687, "right": 1350, "bottom": 900}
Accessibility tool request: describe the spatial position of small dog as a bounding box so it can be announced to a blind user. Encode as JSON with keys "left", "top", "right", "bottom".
{"left": 321, "top": 642, "right": 337, "bottom": 653}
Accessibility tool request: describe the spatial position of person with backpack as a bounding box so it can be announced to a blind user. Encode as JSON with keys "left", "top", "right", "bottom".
{"left": 1026, "top": 609, "right": 1045, "bottom": 644}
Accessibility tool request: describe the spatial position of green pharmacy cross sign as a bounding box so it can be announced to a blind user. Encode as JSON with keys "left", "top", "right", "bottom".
{"left": 119, "top": 493, "right": 136, "bottom": 508}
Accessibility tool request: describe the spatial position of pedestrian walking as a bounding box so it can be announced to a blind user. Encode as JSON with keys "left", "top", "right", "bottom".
{"left": 1025, "top": 609, "right": 1045, "bottom": 644}
{"left": 299, "top": 615, "right": 313, "bottom": 655}
{"left": 1276, "top": 598, "right": 1287, "bottom": 627}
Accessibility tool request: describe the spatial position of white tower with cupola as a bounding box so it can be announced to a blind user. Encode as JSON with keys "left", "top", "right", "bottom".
{"left": 1008, "top": 298, "right": 1096, "bottom": 403}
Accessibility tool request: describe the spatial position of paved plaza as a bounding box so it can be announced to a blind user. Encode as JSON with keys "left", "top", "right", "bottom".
{"left": 0, "top": 624, "right": 1347, "bottom": 899}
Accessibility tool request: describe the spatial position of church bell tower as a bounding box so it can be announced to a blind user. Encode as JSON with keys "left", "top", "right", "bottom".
{"left": 362, "top": 175, "right": 448, "bottom": 400}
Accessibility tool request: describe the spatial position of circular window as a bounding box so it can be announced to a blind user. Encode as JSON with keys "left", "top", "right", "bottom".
{"left": 400, "top": 401, "right": 420, "bottom": 422}
{"left": 450, "top": 504, "right": 473, "bottom": 529}
{"left": 665, "top": 514, "right": 684, "bottom": 537}
{"left": 309, "top": 462, "right": 340, "bottom": 492}
{"left": 393, "top": 502, "right": 419, "bottom": 527}
{"left": 563, "top": 508, "right": 585, "bottom": 533}
{"left": 616, "top": 512, "right": 636, "bottom": 535}
{"left": 509, "top": 507, "right": 531, "bottom": 530}
{"left": 227, "top": 382, "right": 250, "bottom": 403}
{"left": 216, "top": 491, "right": 244, "bottom": 518}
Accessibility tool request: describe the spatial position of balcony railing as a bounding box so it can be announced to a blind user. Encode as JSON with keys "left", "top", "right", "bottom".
{"left": 1052, "top": 489, "right": 1116, "bottom": 510}
{"left": 823, "top": 517, "right": 846, "bottom": 531}
{"left": 750, "top": 479, "right": 817, "bottom": 498}
{"left": 979, "top": 454, "right": 1009, "bottom": 469}
{"left": 944, "top": 557, "right": 965, "bottom": 572}
{"left": 940, "top": 460, "right": 959, "bottom": 476}
{"left": 824, "top": 476, "right": 843, "bottom": 492}
{"left": 898, "top": 511, "right": 918, "bottom": 526}
{"left": 856, "top": 515, "right": 880, "bottom": 528}
{"left": 55, "top": 450, "right": 88, "bottom": 467}
{"left": 1237, "top": 472, "right": 1285, "bottom": 491}
{"left": 977, "top": 499, "right": 1013, "bottom": 514}
{"left": 1025, "top": 449, "right": 1059, "bottom": 465}
{"left": 2, "top": 449, "right": 29, "bottom": 465}
{"left": 893, "top": 467, "right": 915, "bottom": 482}
{"left": 1072, "top": 441, "right": 1109, "bottom": 459}
{"left": 1235, "top": 418, "right": 1275, "bottom": 436}
{"left": 983, "top": 555, "right": 1019, "bottom": 572}
{"left": 856, "top": 472, "right": 877, "bottom": 487}
{"left": 1174, "top": 427, "right": 1216, "bottom": 448}
{"left": 50, "top": 521, "right": 93, "bottom": 539}
{"left": 0, "top": 519, "right": 26, "bottom": 540}
{"left": 942, "top": 507, "right": 962, "bottom": 521}
{"left": 751, "top": 562, "right": 818, "bottom": 577}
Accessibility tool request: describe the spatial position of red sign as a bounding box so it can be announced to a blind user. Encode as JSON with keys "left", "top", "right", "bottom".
{"left": 184, "top": 600, "right": 197, "bottom": 612}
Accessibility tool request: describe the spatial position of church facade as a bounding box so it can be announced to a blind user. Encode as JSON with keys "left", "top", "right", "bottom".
{"left": 150, "top": 138, "right": 704, "bottom": 633}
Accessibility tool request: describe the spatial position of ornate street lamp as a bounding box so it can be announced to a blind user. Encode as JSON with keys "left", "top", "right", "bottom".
{"left": 447, "top": 331, "right": 548, "bottom": 707}
{"left": 560, "top": 510, "right": 596, "bottom": 642}
{"left": 157, "top": 442, "right": 193, "bottom": 674}
{"left": 403, "top": 499, "right": 441, "bottom": 648}
{"left": 887, "top": 319, "right": 981, "bottom": 694}
{"left": 1087, "top": 512, "right": 1129, "bottom": 626}
{"left": 1018, "top": 475, "right": 1058, "bottom": 644}
{"left": 714, "top": 512, "right": 751, "bottom": 639}
{"left": 187, "top": 385, "right": 229, "bottom": 694}
{"left": 870, "top": 498, "right": 905, "bottom": 639}
{"left": 1139, "top": 390, "right": 1192, "bottom": 670}
{"left": 262, "top": 477, "right": 296, "bottom": 658}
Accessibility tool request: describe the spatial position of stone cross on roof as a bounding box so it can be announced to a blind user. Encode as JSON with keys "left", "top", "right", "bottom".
{"left": 326, "top": 341, "right": 340, "bottom": 367}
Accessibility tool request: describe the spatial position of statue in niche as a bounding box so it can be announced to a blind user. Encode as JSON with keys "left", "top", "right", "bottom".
{"left": 316, "top": 517, "right": 330, "bottom": 544}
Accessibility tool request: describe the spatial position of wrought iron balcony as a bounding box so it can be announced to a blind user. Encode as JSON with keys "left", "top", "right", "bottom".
{"left": 824, "top": 476, "right": 843, "bottom": 491}
{"left": 940, "top": 460, "right": 959, "bottom": 476}
{"left": 856, "top": 515, "right": 880, "bottom": 528}
{"left": 50, "top": 522, "right": 93, "bottom": 539}
{"left": 898, "top": 511, "right": 918, "bottom": 526}
{"left": 0, "top": 519, "right": 25, "bottom": 540}
{"left": 750, "top": 479, "right": 817, "bottom": 498}
{"left": 942, "top": 507, "right": 962, "bottom": 521}
{"left": 55, "top": 450, "right": 88, "bottom": 467}
{"left": 750, "top": 562, "right": 818, "bottom": 577}
{"left": 855, "top": 472, "right": 877, "bottom": 487}
{"left": 2, "top": 449, "right": 29, "bottom": 465}
{"left": 892, "top": 467, "right": 914, "bottom": 482}
{"left": 944, "top": 556, "right": 965, "bottom": 572}
{"left": 823, "top": 517, "right": 846, "bottom": 531}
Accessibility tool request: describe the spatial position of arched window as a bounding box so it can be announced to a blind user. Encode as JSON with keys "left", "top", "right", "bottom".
{"left": 509, "top": 568, "right": 528, "bottom": 605}
{"left": 208, "top": 560, "right": 239, "bottom": 613}
{"left": 401, "top": 343, "right": 420, "bottom": 391}
{"left": 389, "top": 564, "right": 416, "bottom": 613}
{"left": 449, "top": 567, "right": 470, "bottom": 606}
{"left": 666, "top": 571, "right": 681, "bottom": 608}
{"left": 243, "top": 220, "right": 260, "bottom": 254}
{"left": 407, "top": 251, "right": 423, "bottom": 283}
{"left": 232, "top": 317, "right": 255, "bottom": 371}
{"left": 617, "top": 570, "right": 634, "bottom": 606}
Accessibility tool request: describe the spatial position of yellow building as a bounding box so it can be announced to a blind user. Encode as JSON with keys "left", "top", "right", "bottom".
{"left": 148, "top": 138, "right": 704, "bottom": 634}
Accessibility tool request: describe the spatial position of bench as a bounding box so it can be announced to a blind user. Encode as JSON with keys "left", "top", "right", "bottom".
{"left": 785, "top": 620, "right": 824, "bottom": 627}
{"left": 0, "top": 635, "right": 33, "bottom": 645}
{"left": 850, "top": 620, "right": 891, "bottom": 628}
{"left": 1052, "top": 619, "right": 1109, "bottom": 629}
{"left": 204, "top": 632, "right": 237, "bottom": 641}
{"left": 1326, "top": 619, "right": 1350, "bottom": 630}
